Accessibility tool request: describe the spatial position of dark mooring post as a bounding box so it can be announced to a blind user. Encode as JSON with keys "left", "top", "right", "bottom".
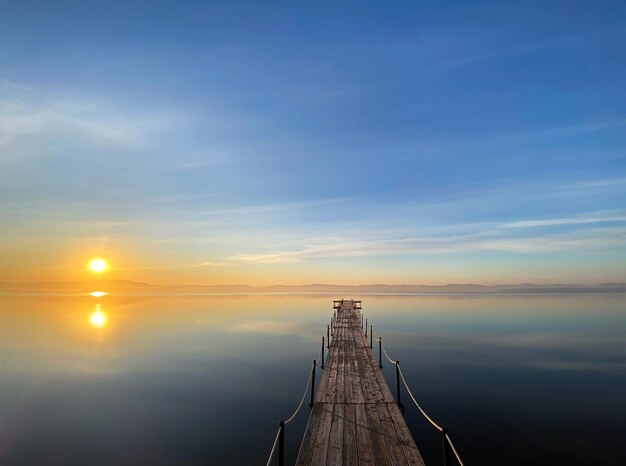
{"left": 395, "top": 361, "right": 403, "bottom": 410}
{"left": 327, "top": 325, "right": 330, "bottom": 348}
{"left": 370, "top": 325, "right": 373, "bottom": 348}
{"left": 278, "top": 421, "right": 285, "bottom": 466}
{"left": 378, "top": 337, "right": 383, "bottom": 368}
{"left": 330, "top": 316, "right": 334, "bottom": 336}
{"left": 442, "top": 427, "right": 452, "bottom": 466}
{"left": 309, "top": 360, "right": 317, "bottom": 408}
{"left": 365, "top": 318, "right": 368, "bottom": 336}
{"left": 321, "top": 337, "right": 325, "bottom": 369}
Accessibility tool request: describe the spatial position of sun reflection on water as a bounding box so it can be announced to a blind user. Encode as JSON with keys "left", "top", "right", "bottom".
{"left": 90, "top": 304, "right": 107, "bottom": 328}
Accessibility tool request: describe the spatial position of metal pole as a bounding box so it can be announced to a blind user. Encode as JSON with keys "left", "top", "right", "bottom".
{"left": 278, "top": 421, "right": 285, "bottom": 466}
{"left": 379, "top": 337, "right": 383, "bottom": 369}
{"left": 321, "top": 337, "right": 325, "bottom": 369}
{"left": 309, "top": 360, "right": 317, "bottom": 408}
{"left": 395, "top": 361, "right": 402, "bottom": 410}
{"left": 327, "top": 325, "right": 330, "bottom": 348}
{"left": 370, "top": 325, "right": 373, "bottom": 349}
{"left": 442, "top": 427, "right": 452, "bottom": 466}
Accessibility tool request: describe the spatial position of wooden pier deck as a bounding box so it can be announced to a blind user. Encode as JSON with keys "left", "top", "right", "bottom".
{"left": 296, "top": 300, "right": 426, "bottom": 465}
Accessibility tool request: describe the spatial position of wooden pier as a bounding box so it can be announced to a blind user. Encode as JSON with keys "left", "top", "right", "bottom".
{"left": 295, "top": 300, "right": 426, "bottom": 465}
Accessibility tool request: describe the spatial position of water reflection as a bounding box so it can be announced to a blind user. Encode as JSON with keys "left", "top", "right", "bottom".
{"left": 0, "top": 293, "right": 623, "bottom": 465}
{"left": 89, "top": 304, "right": 107, "bottom": 328}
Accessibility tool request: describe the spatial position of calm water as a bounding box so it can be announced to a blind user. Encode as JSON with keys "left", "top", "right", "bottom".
{"left": 0, "top": 293, "right": 624, "bottom": 465}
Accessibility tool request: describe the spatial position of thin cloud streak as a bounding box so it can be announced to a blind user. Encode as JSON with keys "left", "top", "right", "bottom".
{"left": 193, "top": 197, "right": 352, "bottom": 217}
{"left": 501, "top": 214, "right": 626, "bottom": 229}
{"left": 230, "top": 226, "right": 626, "bottom": 263}
{"left": 190, "top": 261, "right": 227, "bottom": 267}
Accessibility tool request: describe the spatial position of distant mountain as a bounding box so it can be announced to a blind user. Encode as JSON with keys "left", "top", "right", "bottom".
{"left": 1, "top": 280, "right": 625, "bottom": 294}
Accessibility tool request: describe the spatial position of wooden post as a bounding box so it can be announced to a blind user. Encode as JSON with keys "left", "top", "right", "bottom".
{"left": 327, "top": 325, "right": 330, "bottom": 348}
{"left": 321, "top": 337, "right": 325, "bottom": 369}
{"left": 395, "top": 361, "right": 402, "bottom": 410}
{"left": 330, "top": 316, "right": 334, "bottom": 336}
{"left": 378, "top": 337, "right": 383, "bottom": 369}
{"left": 370, "top": 325, "right": 373, "bottom": 348}
{"left": 365, "top": 318, "right": 368, "bottom": 336}
{"left": 442, "top": 427, "right": 452, "bottom": 466}
{"left": 309, "top": 360, "right": 317, "bottom": 408}
{"left": 278, "top": 421, "right": 285, "bottom": 466}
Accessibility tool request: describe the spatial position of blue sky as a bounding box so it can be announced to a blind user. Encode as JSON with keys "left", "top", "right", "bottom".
{"left": 1, "top": 1, "right": 625, "bottom": 284}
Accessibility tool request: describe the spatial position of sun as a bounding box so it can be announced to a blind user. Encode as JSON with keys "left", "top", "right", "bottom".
{"left": 89, "top": 258, "right": 108, "bottom": 273}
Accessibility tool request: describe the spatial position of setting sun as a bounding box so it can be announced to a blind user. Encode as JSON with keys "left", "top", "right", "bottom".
{"left": 89, "top": 258, "right": 107, "bottom": 273}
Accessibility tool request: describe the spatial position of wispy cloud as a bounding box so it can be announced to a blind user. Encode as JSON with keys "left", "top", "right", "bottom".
{"left": 230, "top": 226, "right": 626, "bottom": 263}
{"left": 501, "top": 213, "right": 626, "bottom": 229}
{"left": 190, "top": 261, "right": 227, "bottom": 267}
{"left": 194, "top": 197, "right": 352, "bottom": 217}
{"left": 0, "top": 82, "right": 183, "bottom": 160}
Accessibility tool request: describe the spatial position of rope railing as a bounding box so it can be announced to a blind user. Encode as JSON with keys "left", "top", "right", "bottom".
{"left": 265, "top": 428, "right": 282, "bottom": 466}
{"left": 397, "top": 364, "right": 443, "bottom": 431}
{"left": 266, "top": 308, "right": 337, "bottom": 466}
{"left": 379, "top": 340, "right": 465, "bottom": 466}
{"left": 379, "top": 337, "right": 398, "bottom": 364}
{"left": 446, "top": 432, "right": 464, "bottom": 466}
{"left": 283, "top": 362, "right": 315, "bottom": 425}
{"left": 265, "top": 359, "right": 317, "bottom": 466}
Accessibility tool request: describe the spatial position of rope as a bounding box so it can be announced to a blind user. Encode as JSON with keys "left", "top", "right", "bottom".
{"left": 265, "top": 428, "right": 281, "bottom": 466}
{"left": 265, "top": 360, "right": 316, "bottom": 465}
{"left": 445, "top": 433, "right": 465, "bottom": 466}
{"left": 284, "top": 361, "right": 315, "bottom": 424}
{"left": 380, "top": 340, "right": 465, "bottom": 465}
{"left": 397, "top": 365, "right": 443, "bottom": 431}
{"left": 379, "top": 338, "right": 398, "bottom": 364}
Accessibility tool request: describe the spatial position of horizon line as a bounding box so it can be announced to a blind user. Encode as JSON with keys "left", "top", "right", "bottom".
{"left": 1, "top": 279, "right": 625, "bottom": 288}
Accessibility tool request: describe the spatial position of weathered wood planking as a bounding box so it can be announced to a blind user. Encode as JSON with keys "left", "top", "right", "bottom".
{"left": 295, "top": 300, "right": 426, "bottom": 466}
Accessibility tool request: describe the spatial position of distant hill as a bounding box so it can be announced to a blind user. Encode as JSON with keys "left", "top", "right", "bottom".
{"left": 1, "top": 280, "right": 625, "bottom": 294}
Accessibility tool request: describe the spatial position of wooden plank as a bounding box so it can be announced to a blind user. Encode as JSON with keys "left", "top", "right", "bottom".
{"left": 375, "top": 402, "right": 408, "bottom": 466}
{"left": 388, "top": 404, "right": 427, "bottom": 466}
{"left": 364, "top": 402, "right": 392, "bottom": 465}
{"left": 354, "top": 403, "right": 375, "bottom": 465}
{"left": 343, "top": 404, "right": 358, "bottom": 466}
{"left": 349, "top": 339, "right": 364, "bottom": 404}
{"left": 309, "top": 403, "right": 333, "bottom": 464}
{"left": 327, "top": 404, "right": 344, "bottom": 464}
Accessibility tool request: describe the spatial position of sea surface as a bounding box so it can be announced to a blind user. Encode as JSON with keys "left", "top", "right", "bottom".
{"left": 0, "top": 293, "right": 624, "bottom": 465}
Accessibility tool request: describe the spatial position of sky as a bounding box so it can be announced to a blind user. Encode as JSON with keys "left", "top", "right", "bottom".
{"left": 1, "top": 0, "right": 625, "bottom": 285}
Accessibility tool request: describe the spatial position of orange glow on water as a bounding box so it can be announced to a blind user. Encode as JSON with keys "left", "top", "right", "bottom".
{"left": 90, "top": 304, "right": 107, "bottom": 328}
